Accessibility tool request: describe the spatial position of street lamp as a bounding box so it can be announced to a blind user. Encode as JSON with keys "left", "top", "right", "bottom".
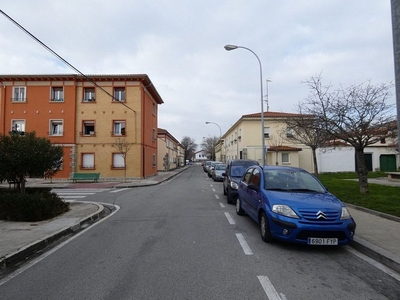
{"left": 205, "top": 121, "right": 223, "bottom": 161}
{"left": 224, "top": 44, "right": 266, "bottom": 166}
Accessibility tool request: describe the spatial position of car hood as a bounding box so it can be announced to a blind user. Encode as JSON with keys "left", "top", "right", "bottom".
{"left": 263, "top": 190, "right": 345, "bottom": 210}
{"left": 230, "top": 176, "right": 242, "bottom": 183}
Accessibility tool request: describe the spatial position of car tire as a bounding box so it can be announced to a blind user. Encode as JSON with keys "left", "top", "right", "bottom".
{"left": 236, "top": 198, "right": 245, "bottom": 216}
{"left": 227, "top": 193, "right": 232, "bottom": 204}
{"left": 260, "top": 212, "right": 273, "bottom": 243}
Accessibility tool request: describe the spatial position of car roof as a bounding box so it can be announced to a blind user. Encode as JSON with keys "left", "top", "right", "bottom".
{"left": 261, "top": 165, "right": 304, "bottom": 172}
{"left": 228, "top": 159, "right": 259, "bottom": 166}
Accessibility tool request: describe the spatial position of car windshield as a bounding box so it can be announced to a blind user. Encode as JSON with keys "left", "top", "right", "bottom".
{"left": 215, "top": 164, "right": 226, "bottom": 170}
{"left": 231, "top": 166, "right": 247, "bottom": 177}
{"left": 263, "top": 169, "right": 326, "bottom": 193}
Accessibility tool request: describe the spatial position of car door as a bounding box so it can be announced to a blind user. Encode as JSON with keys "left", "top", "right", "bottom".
{"left": 239, "top": 167, "right": 254, "bottom": 212}
{"left": 245, "top": 168, "right": 261, "bottom": 221}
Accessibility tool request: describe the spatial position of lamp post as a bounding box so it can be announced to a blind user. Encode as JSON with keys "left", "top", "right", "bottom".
{"left": 205, "top": 121, "right": 223, "bottom": 161}
{"left": 224, "top": 44, "right": 266, "bottom": 166}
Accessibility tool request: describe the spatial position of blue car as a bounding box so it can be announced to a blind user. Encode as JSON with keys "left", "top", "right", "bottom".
{"left": 237, "top": 165, "right": 356, "bottom": 245}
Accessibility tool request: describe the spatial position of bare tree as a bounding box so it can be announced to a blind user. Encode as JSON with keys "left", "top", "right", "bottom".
{"left": 303, "top": 74, "right": 396, "bottom": 194}
{"left": 201, "top": 136, "right": 219, "bottom": 160}
{"left": 282, "top": 109, "right": 330, "bottom": 177}
{"left": 112, "top": 138, "right": 133, "bottom": 183}
{"left": 181, "top": 136, "right": 197, "bottom": 162}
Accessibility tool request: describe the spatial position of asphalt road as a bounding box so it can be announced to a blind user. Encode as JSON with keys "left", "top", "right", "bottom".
{"left": 1, "top": 166, "right": 400, "bottom": 299}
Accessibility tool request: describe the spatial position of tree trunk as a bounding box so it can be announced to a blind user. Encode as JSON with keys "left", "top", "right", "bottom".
{"left": 355, "top": 148, "right": 369, "bottom": 194}
{"left": 312, "top": 147, "right": 319, "bottom": 177}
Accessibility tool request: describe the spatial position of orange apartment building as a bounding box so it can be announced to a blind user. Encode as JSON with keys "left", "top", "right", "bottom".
{"left": 0, "top": 74, "right": 164, "bottom": 180}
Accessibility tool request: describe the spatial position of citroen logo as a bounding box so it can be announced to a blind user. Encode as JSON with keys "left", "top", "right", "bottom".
{"left": 316, "top": 211, "right": 327, "bottom": 220}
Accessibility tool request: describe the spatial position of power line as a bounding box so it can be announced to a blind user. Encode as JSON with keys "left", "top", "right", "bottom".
{"left": 0, "top": 9, "right": 136, "bottom": 113}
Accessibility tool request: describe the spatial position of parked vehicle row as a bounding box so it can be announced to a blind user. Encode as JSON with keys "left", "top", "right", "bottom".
{"left": 206, "top": 159, "right": 357, "bottom": 246}
{"left": 202, "top": 160, "right": 226, "bottom": 181}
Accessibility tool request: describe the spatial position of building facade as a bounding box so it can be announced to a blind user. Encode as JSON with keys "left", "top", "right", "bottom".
{"left": 157, "top": 128, "right": 183, "bottom": 171}
{"left": 0, "top": 74, "right": 164, "bottom": 180}
{"left": 216, "top": 111, "right": 313, "bottom": 172}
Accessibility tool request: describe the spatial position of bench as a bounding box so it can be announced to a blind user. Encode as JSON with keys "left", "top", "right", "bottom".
{"left": 386, "top": 172, "right": 400, "bottom": 182}
{"left": 71, "top": 173, "right": 100, "bottom": 183}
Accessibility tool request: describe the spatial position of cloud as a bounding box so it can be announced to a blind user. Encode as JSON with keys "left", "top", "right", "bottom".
{"left": 0, "top": 0, "right": 395, "bottom": 147}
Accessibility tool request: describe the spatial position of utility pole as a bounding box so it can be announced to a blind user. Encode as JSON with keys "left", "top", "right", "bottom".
{"left": 391, "top": 0, "right": 400, "bottom": 168}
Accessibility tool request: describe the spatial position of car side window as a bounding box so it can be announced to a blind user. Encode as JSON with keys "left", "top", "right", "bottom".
{"left": 250, "top": 169, "right": 261, "bottom": 188}
{"left": 243, "top": 168, "right": 253, "bottom": 184}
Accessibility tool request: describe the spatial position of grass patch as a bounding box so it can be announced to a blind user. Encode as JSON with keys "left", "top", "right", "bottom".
{"left": 318, "top": 172, "right": 400, "bottom": 217}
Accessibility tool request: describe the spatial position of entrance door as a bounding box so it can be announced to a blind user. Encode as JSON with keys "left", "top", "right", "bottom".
{"left": 380, "top": 154, "right": 397, "bottom": 171}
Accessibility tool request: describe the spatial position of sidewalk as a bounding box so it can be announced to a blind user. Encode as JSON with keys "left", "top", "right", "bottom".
{"left": 1, "top": 170, "right": 400, "bottom": 275}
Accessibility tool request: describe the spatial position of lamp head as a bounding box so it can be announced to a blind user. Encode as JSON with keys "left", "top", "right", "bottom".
{"left": 205, "top": 121, "right": 210, "bottom": 124}
{"left": 224, "top": 44, "right": 238, "bottom": 51}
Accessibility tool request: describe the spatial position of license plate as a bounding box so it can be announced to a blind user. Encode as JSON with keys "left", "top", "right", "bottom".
{"left": 307, "top": 237, "right": 338, "bottom": 245}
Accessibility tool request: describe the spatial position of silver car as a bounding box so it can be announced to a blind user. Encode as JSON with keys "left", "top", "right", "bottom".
{"left": 212, "top": 163, "right": 226, "bottom": 181}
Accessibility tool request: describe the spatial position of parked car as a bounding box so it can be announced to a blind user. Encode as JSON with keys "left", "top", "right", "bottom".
{"left": 236, "top": 165, "right": 356, "bottom": 245}
{"left": 222, "top": 159, "right": 259, "bottom": 204}
{"left": 211, "top": 163, "right": 226, "bottom": 181}
{"left": 207, "top": 161, "right": 223, "bottom": 178}
{"left": 203, "top": 161, "right": 213, "bottom": 173}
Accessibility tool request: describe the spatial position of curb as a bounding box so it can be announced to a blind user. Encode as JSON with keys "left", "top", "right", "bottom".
{"left": 0, "top": 203, "right": 104, "bottom": 270}
{"left": 347, "top": 203, "right": 400, "bottom": 273}
{"left": 351, "top": 236, "right": 400, "bottom": 274}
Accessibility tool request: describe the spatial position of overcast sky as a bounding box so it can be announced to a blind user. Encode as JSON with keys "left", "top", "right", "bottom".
{"left": 0, "top": 1, "right": 395, "bottom": 148}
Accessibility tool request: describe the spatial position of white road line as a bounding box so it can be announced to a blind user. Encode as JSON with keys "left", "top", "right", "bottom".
{"left": 219, "top": 203, "right": 225, "bottom": 208}
{"left": 235, "top": 233, "right": 253, "bottom": 255}
{"left": 109, "top": 188, "right": 129, "bottom": 193}
{"left": 215, "top": 195, "right": 219, "bottom": 200}
{"left": 257, "top": 276, "right": 283, "bottom": 300}
{"left": 224, "top": 212, "right": 236, "bottom": 225}
{"left": 57, "top": 193, "right": 95, "bottom": 196}
{"left": 212, "top": 188, "right": 216, "bottom": 192}
{"left": 345, "top": 246, "right": 400, "bottom": 282}
{"left": 60, "top": 196, "right": 87, "bottom": 199}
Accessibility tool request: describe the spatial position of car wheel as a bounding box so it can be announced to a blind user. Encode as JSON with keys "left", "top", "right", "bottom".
{"left": 227, "top": 192, "right": 232, "bottom": 204}
{"left": 260, "top": 212, "right": 273, "bottom": 243}
{"left": 236, "top": 198, "right": 245, "bottom": 216}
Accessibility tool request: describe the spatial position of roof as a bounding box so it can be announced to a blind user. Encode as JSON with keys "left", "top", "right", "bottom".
{"left": 267, "top": 145, "right": 303, "bottom": 152}
{"left": 157, "top": 128, "right": 181, "bottom": 145}
{"left": 242, "top": 111, "right": 308, "bottom": 118}
{"left": 0, "top": 74, "right": 164, "bottom": 104}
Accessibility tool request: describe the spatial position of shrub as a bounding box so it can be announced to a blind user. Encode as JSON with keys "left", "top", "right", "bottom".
{"left": 0, "top": 189, "right": 69, "bottom": 221}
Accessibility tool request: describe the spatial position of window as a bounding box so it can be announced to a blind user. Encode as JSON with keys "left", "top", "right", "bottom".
{"left": 11, "top": 120, "right": 25, "bottom": 133}
{"left": 113, "top": 121, "right": 126, "bottom": 135}
{"left": 81, "top": 153, "right": 95, "bottom": 169}
{"left": 152, "top": 128, "right": 156, "bottom": 141}
{"left": 113, "top": 87, "right": 125, "bottom": 102}
{"left": 83, "top": 87, "right": 95, "bottom": 102}
{"left": 50, "top": 120, "right": 63, "bottom": 136}
{"left": 152, "top": 103, "right": 156, "bottom": 115}
{"left": 286, "top": 127, "right": 294, "bottom": 138}
{"left": 282, "top": 153, "right": 290, "bottom": 164}
{"left": 51, "top": 87, "right": 64, "bottom": 102}
{"left": 82, "top": 121, "right": 95, "bottom": 136}
{"left": 264, "top": 127, "right": 270, "bottom": 138}
{"left": 12, "top": 87, "right": 26, "bottom": 102}
{"left": 152, "top": 154, "right": 156, "bottom": 167}
{"left": 112, "top": 153, "right": 125, "bottom": 168}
